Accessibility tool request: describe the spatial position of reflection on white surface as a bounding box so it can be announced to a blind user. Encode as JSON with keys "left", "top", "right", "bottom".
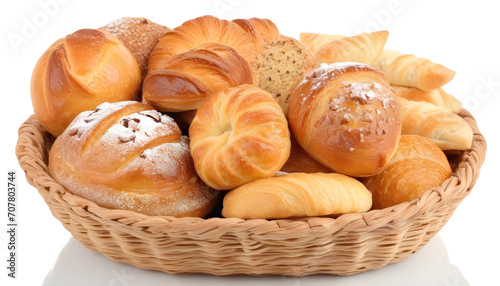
{"left": 43, "top": 235, "right": 468, "bottom": 286}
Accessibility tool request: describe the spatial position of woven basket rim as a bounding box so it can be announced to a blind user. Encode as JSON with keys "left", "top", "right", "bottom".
{"left": 15, "top": 109, "right": 487, "bottom": 234}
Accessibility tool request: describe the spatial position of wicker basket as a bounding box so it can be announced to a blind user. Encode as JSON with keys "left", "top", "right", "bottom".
{"left": 16, "top": 109, "right": 486, "bottom": 276}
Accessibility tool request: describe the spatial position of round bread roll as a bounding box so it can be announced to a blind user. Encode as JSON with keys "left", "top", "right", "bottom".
{"left": 49, "top": 101, "right": 219, "bottom": 217}
{"left": 31, "top": 29, "right": 141, "bottom": 137}
{"left": 288, "top": 62, "right": 401, "bottom": 177}
{"left": 363, "top": 135, "right": 452, "bottom": 209}
{"left": 99, "top": 17, "right": 172, "bottom": 78}
{"left": 222, "top": 173, "right": 372, "bottom": 219}
{"left": 189, "top": 84, "right": 291, "bottom": 190}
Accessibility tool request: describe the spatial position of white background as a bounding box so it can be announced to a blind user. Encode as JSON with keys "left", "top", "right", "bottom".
{"left": 1, "top": 0, "right": 499, "bottom": 285}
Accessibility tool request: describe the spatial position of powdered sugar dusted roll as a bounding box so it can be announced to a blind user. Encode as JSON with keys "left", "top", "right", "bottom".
{"left": 287, "top": 62, "right": 401, "bottom": 177}
{"left": 49, "top": 101, "right": 219, "bottom": 217}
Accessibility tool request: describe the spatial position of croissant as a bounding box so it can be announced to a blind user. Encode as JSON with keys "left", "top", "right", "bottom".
{"left": 99, "top": 17, "right": 172, "bottom": 78}
{"left": 397, "top": 97, "right": 472, "bottom": 150}
{"left": 189, "top": 84, "right": 291, "bottom": 190}
{"left": 148, "top": 15, "right": 258, "bottom": 73}
{"left": 373, "top": 50, "right": 456, "bottom": 91}
{"left": 299, "top": 32, "right": 344, "bottom": 53}
{"left": 49, "top": 101, "right": 219, "bottom": 217}
{"left": 313, "top": 31, "right": 389, "bottom": 65}
{"left": 222, "top": 173, "right": 372, "bottom": 219}
{"left": 392, "top": 86, "right": 462, "bottom": 113}
{"left": 143, "top": 42, "right": 254, "bottom": 112}
{"left": 363, "top": 135, "right": 452, "bottom": 209}
{"left": 30, "top": 29, "right": 141, "bottom": 136}
{"left": 143, "top": 16, "right": 258, "bottom": 113}
{"left": 288, "top": 62, "right": 401, "bottom": 177}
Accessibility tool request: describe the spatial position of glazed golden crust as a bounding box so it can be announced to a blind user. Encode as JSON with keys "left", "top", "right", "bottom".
{"left": 363, "top": 135, "right": 452, "bottom": 209}
{"left": 48, "top": 101, "right": 219, "bottom": 217}
{"left": 189, "top": 84, "right": 291, "bottom": 190}
{"left": 30, "top": 29, "right": 141, "bottom": 137}
{"left": 148, "top": 15, "right": 258, "bottom": 73}
{"left": 143, "top": 16, "right": 258, "bottom": 113}
{"left": 288, "top": 62, "right": 401, "bottom": 177}
{"left": 222, "top": 173, "right": 372, "bottom": 219}
{"left": 143, "top": 42, "right": 254, "bottom": 112}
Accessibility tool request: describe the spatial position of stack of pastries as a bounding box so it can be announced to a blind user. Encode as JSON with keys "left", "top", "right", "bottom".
{"left": 30, "top": 15, "right": 473, "bottom": 219}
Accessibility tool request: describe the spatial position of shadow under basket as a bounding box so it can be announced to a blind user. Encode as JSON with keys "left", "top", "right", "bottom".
{"left": 16, "top": 109, "right": 486, "bottom": 276}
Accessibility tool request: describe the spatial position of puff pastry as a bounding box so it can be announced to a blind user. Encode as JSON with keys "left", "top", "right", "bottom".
{"left": 189, "top": 84, "right": 290, "bottom": 190}
{"left": 397, "top": 97, "right": 472, "bottom": 150}
{"left": 313, "top": 31, "right": 389, "bottom": 65}
{"left": 392, "top": 86, "right": 462, "bottom": 113}
{"left": 373, "top": 50, "right": 456, "bottom": 91}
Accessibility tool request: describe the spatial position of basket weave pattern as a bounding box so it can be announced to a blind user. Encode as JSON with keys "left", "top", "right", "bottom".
{"left": 16, "top": 110, "right": 486, "bottom": 276}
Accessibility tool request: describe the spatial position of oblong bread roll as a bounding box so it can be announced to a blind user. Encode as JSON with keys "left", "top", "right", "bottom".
{"left": 222, "top": 173, "right": 372, "bottom": 219}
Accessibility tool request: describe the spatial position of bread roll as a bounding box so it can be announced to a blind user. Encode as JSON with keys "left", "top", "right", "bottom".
{"left": 373, "top": 50, "right": 456, "bottom": 91}
{"left": 397, "top": 97, "right": 472, "bottom": 150}
{"left": 49, "top": 101, "right": 219, "bottom": 217}
{"left": 99, "top": 17, "right": 172, "bottom": 78}
{"left": 222, "top": 173, "right": 372, "bottom": 219}
{"left": 363, "top": 135, "right": 452, "bottom": 209}
{"left": 314, "top": 31, "right": 389, "bottom": 65}
{"left": 30, "top": 29, "right": 141, "bottom": 136}
{"left": 288, "top": 62, "right": 401, "bottom": 177}
{"left": 235, "top": 18, "right": 317, "bottom": 115}
{"left": 257, "top": 35, "right": 317, "bottom": 115}
{"left": 189, "top": 84, "right": 290, "bottom": 190}
{"left": 143, "top": 42, "right": 254, "bottom": 112}
{"left": 392, "top": 86, "right": 462, "bottom": 113}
